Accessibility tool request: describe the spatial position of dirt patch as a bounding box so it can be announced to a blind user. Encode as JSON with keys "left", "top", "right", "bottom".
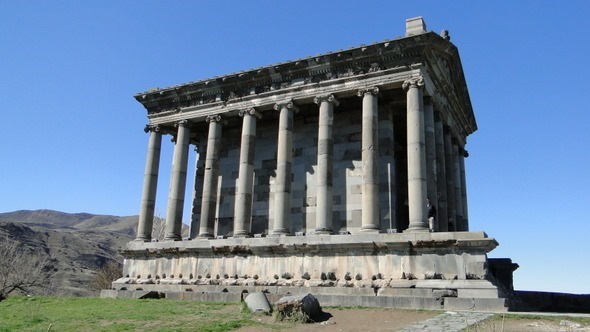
{"left": 471, "top": 315, "right": 590, "bottom": 332}
{"left": 237, "top": 307, "right": 438, "bottom": 332}
{"left": 238, "top": 308, "right": 590, "bottom": 332}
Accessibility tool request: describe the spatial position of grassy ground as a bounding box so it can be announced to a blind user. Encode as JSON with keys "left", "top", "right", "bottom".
{"left": 0, "top": 296, "right": 287, "bottom": 332}
{"left": 3, "top": 296, "right": 590, "bottom": 332}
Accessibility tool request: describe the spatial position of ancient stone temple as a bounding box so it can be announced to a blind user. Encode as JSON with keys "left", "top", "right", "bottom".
{"left": 106, "top": 17, "right": 517, "bottom": 311}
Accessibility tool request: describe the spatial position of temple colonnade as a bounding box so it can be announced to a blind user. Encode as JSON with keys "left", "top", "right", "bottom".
{"left": 135, "top": 75, "right": 469, "bottom": 241}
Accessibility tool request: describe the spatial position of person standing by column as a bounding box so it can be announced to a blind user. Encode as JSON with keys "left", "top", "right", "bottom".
{"left": 427, "top": 198, "right": 437, "bottom": 232}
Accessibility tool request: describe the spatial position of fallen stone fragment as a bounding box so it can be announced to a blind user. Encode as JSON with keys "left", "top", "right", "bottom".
{"left": 244, "top": 292, "right": 272, "bottom": 314}
{"left": 276, "top": 293, "right": 322, "bottom": 322}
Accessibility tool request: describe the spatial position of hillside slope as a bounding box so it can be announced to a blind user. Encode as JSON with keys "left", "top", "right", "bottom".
{"left": 0, "top": 209, "right": 138, "bottom": 236}
{"left": 0, "top": 211, "right": 135, "bottom": 296}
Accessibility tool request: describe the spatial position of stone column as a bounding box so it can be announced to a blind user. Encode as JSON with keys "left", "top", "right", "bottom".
{"left": 403, "top": 76, "right": 428, "bottom": 232}
{"left": 164, "top": 120, "right": 191, "bottom": 241}
{"left": 358, "top": 87, "right": 380, "bottom": 232}
{"left": 443, "top": 128, "right": 456, "bottom": 231}
{"left": 378, "top": 105, "right": 396, "bottom": 231}
{"left": 459, "top": 148, "right": 469, "bottom": 231}
{"left": 424, "top": 97, "right": 438, "bottom": 231}
{"left": 233, "top": 108, "right": 261, "bottom": 238}
{"left": 272, "top": 100, "right": 298, "bottom": 236}
{"left": 136, "top": 125, "right": 162, "bottom": 241}
{"left": 314, "top": 94, "right": 339, "bottom": 234}
{"left": 453, "top": 141, "right": 464, "bottom": 230}
{"left": 434, "top": 112, "right": 448, "bottom": 231}
{"left": 195, "top": 115, "right": 223, "bottom": 239}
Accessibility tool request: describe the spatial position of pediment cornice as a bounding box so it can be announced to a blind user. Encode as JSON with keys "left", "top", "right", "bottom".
{"left": 135, "top": 32, "right": 476, "bottom": 141}
{"left": 136, "top": 34, "right": 453, "bottom": 110}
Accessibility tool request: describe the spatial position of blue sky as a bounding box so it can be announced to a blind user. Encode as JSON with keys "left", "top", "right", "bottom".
{"left": 1, "top": 1, "right": 589, "bottom": 294}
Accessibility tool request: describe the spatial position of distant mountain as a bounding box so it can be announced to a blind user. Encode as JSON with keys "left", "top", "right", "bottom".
{"left": 0, "top": 210, "right": 137, "bottom": 297}
{"left": 0, "top": 209, "right": 138, "bottom": 236}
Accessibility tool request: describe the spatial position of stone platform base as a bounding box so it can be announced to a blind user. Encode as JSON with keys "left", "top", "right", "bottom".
{"left": 103, "top": 280, "right": 511, "bottom": 312}
{"left": 108, "top": 231, "right": 513, "bottom": 312}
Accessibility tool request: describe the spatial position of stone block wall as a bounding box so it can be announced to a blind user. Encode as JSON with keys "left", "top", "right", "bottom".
{"left": 190, "top": 96, "right": 403, "bottom": 237}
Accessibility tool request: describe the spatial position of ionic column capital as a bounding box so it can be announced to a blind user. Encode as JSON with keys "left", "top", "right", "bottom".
{"left": 313, "top": 94, "right": 340, "bottom": 107}
{"left": 239, "top": 107, "right": 262, "bottom": 119}
{"left": 357, "top": 86, "right": 380, "bottom": 97}
{"left": 175, "top": 119, "right": 189, "bottom": 127}
{"left": 402, "top": 75, "right": 425, "bottom": 91}
{"left": 144, "top": 125, "right": 161, "bottom": 133}
{"left": 206, "top": 114, "right": 222, "bottom": 123}
{"left": 273, "top": 99, "right": 300, "bottom": 113}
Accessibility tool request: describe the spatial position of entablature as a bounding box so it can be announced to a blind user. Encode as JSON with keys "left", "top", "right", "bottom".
{"left": 136, "top": 31, "right": 476, "bottom": 143}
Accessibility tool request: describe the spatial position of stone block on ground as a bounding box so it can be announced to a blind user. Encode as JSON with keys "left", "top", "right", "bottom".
{"left": 276, "top": 293, "right": 322, "bottom": 322}
{"left": 245, "top": 292, "right": 272, "bottom": 314}
{"left": 135, "top": 290, "right": 164, "bottom": 299}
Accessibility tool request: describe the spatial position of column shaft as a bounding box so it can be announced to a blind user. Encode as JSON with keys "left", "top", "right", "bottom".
{"left": 195, "top": 115, "right": 223, "bottom": 239}
{"left": 453, "top": 142, "right": 464, "bottom": 230}
{"left": 233, "top": 108, "right": 260, "bottom": 237}
{"left": 359, "top": 88, "right": 380, "bottom": 232}
{"left": 443, "top": 128, "right": 456, "bottom": 231}
{"left": 379, "top": 107, "right": 396, "bottom": 231}
{"left": 136, "top": 127, "right": 162, "bottom": 241}
{"left": 403, "top": 76, "right": 428, "bottom": 232}
{"left": 314, "top": 95, "right": 338, "bottom": 234}
{"left": 272, "top": 101, "right": 297, "bottom": 236}
{"left": 424, "top": 98, "right": 438, "bottom": 231}
{"left": 434, "top": 112, "right": 448, "bottom": 231}
{"left": 165, "top": 120, "right": 191, "bottom": 240}
{"left": 459, "top": 148, "right": 469, "bottom": 231}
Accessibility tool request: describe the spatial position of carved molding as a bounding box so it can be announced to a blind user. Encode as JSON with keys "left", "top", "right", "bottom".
{"left": 313, "top": 94, "right": 340, "bottom": 107}
{"left": 357, "top": 86, "right": 380, "bottom": 97}
{"left": 402, "top": 75, "right": 425, "bottom": 91}
{"left": 238, "top": 108, "right": 262, "bottom": 119}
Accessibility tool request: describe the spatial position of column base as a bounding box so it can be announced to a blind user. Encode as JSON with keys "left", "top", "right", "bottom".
{"left": 233, "top": 232, "right": 251, "bottom": 238}
{"left": 197, "top": 233, "right": 214, "bottom": 239}
{"left": 406, "top": 220, "right": 429, "bottom": 233}
{"left": 134, "top": 237, "right": 152, "bottom": 242}
{"left": 268, "top": 230, "right": 290, "bottom": 237}
{"left": 404, "top": 227, "right": 430, "bottom": 233}
{"left": 360, "top": 226, "right": 380, "bottom": 233}
{"left": 314, "top": 228, "right": 332, "bottom": 235}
